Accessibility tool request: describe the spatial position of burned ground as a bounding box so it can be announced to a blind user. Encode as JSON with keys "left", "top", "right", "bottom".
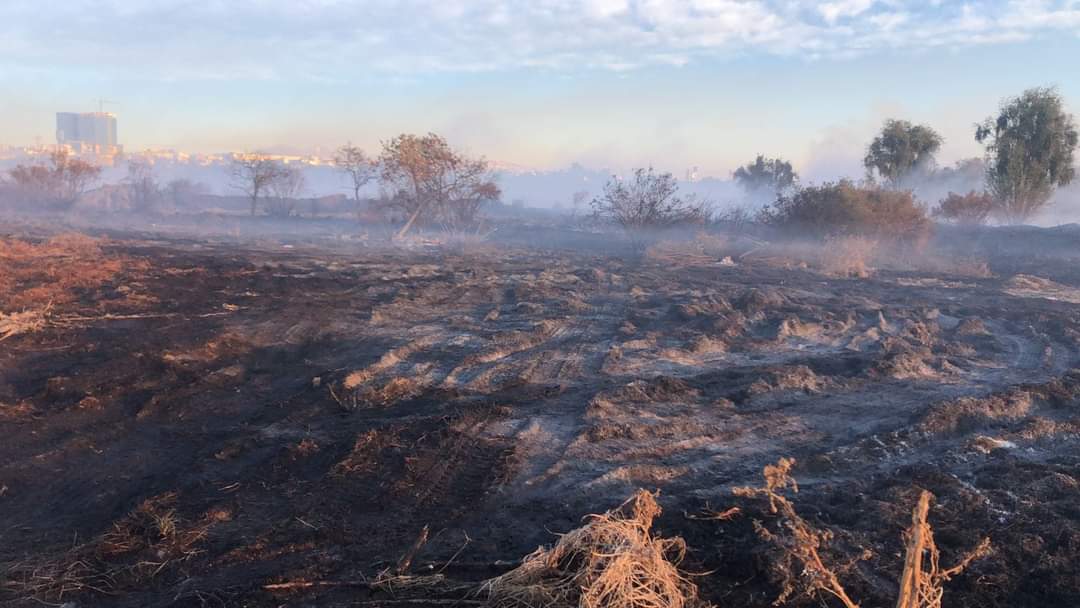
{"left": 2, "top": 227, "right": 1080, "bottom": 607}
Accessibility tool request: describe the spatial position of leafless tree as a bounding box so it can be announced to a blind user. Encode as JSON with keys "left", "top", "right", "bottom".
{"left": 334, "top": 143, "right": 377, "bottom": 205}
{"left": 378, "top": 133, "right": 499, "bottom": 238}
{"left": 164, "top": 179, "right": 207, "bottom": 211}
{"left": 229, "top": 153, "right": 282, "bottom": 216}
{"left": 7, "top": 150, "right": 101, "bottom": 211}
{"left": 591, "top": 167, "right": 707, "bottom": 234}
{"left": 266, "top": 165, "right": 306, "bottom": 218}
{"left": 125, "top": 159, "right": 161, "bottom": 212}
{"left": 571, "top": 190, "right": 589, "bottom": 219}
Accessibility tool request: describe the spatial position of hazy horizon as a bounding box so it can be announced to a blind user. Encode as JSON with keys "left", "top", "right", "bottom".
{"left": 3, "top": 1, "right": 1080, "bottom": 182}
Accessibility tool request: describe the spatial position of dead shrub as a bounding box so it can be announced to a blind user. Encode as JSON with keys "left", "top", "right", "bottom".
{"left": 818, "top": 236, "right": 878, "bottom": 278}
{"left": 932, "top": 191, "right": 995, "bottom": 226}
{"left": 481, "top": 489, "right": 703, "bottom": 608}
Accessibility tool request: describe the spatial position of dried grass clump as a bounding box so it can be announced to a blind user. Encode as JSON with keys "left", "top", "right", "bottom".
{"left": 481, "top": 490, "right": 703, "bottom": 608}
{"left": 2, "top": 492, "right": 219, "bottom": 604}
{"left": 819, "top": 236, "right": 878, "bottom": 278}
{"left": 0, "top": 306, "right": 50, "bottom": 341}
{"left": 0, "top": 233, "right": 125, "bottom": 311}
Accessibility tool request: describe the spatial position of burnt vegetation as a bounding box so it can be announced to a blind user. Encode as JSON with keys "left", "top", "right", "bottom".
{"left": 2, "top": 85, "right": 1080, "bottom": 608}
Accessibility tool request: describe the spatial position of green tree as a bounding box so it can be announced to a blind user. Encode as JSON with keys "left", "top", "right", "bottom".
{"left": 864, "top": 120, "right": 943, "bottom": 188}
{"left": 976, "top": 87, "right": 1078, "bottom": 224}
{"left": 733, "top": 155, "right": 797, "bottom": 199}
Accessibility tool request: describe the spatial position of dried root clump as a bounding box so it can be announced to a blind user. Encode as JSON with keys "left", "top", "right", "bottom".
{"left": 0, "top": 305, "right": 50, "bottom": 341}
{"left": 734, "top": 459, "right": 991, "bottom": 608}
{"left": 895, "top": 491, "right": 992, "bottom": 608}
{"left": 733, "top": 458, "right": 866, "bottom": 608}
{"left": 481, "top": 489, "right": 703, "bottom": 608}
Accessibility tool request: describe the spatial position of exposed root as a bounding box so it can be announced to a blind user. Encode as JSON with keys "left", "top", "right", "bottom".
{"left": 480, "top": 489, "right": 703, "bottom": 608}
{"left": 734, "top": 460, "right": 991, "bottom": 608}
{"left": 733, "top": 458, "right": 866, "bottom": 608}
{"left": 895, "top": 491, "right": 992, "bottom": 608}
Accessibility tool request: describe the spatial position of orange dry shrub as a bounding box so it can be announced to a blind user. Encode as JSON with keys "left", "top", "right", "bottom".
{"left": 0, "top": 234, "right": 124, "bottom": 311}
{"left": 933, "top": 191, "right": 995, "bottom": 226}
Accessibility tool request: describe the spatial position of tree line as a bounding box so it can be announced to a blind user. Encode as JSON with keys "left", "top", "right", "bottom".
{"left": 591, "top": 86, "right": 1077, "bottom": 235}
{"left": 1, "top": 86, "right": 1075, "bottom": 232}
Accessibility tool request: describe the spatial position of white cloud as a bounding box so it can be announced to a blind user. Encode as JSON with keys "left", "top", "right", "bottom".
{"left": 819, "top": 0, "right": 876, "bottom": 24}
{"left": 0, "top": 0, "right": 1078, "bottom": 79}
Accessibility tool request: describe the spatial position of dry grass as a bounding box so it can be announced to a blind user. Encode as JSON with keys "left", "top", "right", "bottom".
{"left": 818, "top": 236, "right": 878, "bottom": 278}
{"left": 0, "top": 306, "right": 50, "bottom": 341}
{"left": 0, "top": 233, "right": 125, "bottom": 312}
{"left": 480, "top": 489, "right": 703, "bottom": 608}
{"left": 2, "top": 492, "right": 220, "bottom": 604}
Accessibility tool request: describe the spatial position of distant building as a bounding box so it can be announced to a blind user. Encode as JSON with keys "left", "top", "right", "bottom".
{"left": 56, "top": 112, "right": 119, "bottom": 154}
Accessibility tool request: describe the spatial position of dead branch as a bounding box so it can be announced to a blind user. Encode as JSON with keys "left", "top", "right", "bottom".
{"left": 895, "top": 490, "right": 992, "bottom": 608}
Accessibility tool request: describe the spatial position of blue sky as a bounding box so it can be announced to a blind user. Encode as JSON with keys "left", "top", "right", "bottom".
{"left": 2, "top": 0, "right": 1079, "bottom": 180}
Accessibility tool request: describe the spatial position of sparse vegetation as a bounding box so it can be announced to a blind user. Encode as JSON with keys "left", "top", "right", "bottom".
{"left": 591, "top": 168, "right": 707, "bottom": 243}
{"left": 124, "top": 159, "right": 161, "bottom": 213}
{"left": 266, "top": 164, "right": 305, "bottom": 217}
{"left": 334, "top": 143, "right": 378, "bottom": 205}
{"left": 6, "top": 150, "right": 102, "bottom": 211}
{"left": 229, "top": 152, "right": 284, "bottom": 216}
{"left": 976, "top": 87, "right": 1079, "bottom": 224}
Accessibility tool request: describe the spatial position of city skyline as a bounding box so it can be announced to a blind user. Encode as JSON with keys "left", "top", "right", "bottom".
{"left": 2, "top": 2, "right": 1079, "bottom": 181}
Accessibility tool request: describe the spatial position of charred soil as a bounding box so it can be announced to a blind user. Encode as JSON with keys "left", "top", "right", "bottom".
{"left": 2, "top": 227, "right": 1080, "bottom": 607}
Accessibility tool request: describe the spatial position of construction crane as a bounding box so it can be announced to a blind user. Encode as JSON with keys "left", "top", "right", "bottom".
{"left": 95, "top": 98, "right": 119, "bottom": 114}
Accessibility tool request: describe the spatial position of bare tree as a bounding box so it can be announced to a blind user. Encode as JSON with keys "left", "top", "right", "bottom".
{"left": 591, "top": 167, "right": 706, "bottom": 234}
{"left": 378, "top": 133, "right": 499, "bottom": 238}
{"left": 7, "top": 150, "right": 101, "bottom": 211}
{"left": 266, "top": 165, "right": 306, "bottom": 218}
{"left": 334, "top": 143, "right": 377, "bottom": 205}
{"left": 229, "top": 153, "right": 281, "bottom": 216}
{"left": 125, "top": 159, "right": 161, "bottom": 212}
{"left": 571, "top": 190, "right": 589, "bottom": 219}
{"left": 164, "top": 179, "right": 207, "bottom": 211}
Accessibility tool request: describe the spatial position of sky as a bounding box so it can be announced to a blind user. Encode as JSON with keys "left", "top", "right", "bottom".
{"left": 1, "top": 0, "right": 1079, "bottom": 181}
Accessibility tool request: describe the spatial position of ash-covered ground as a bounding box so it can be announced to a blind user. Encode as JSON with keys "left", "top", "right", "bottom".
{"left": 2, "top": 222, "right": 1080, "bottom": 607}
